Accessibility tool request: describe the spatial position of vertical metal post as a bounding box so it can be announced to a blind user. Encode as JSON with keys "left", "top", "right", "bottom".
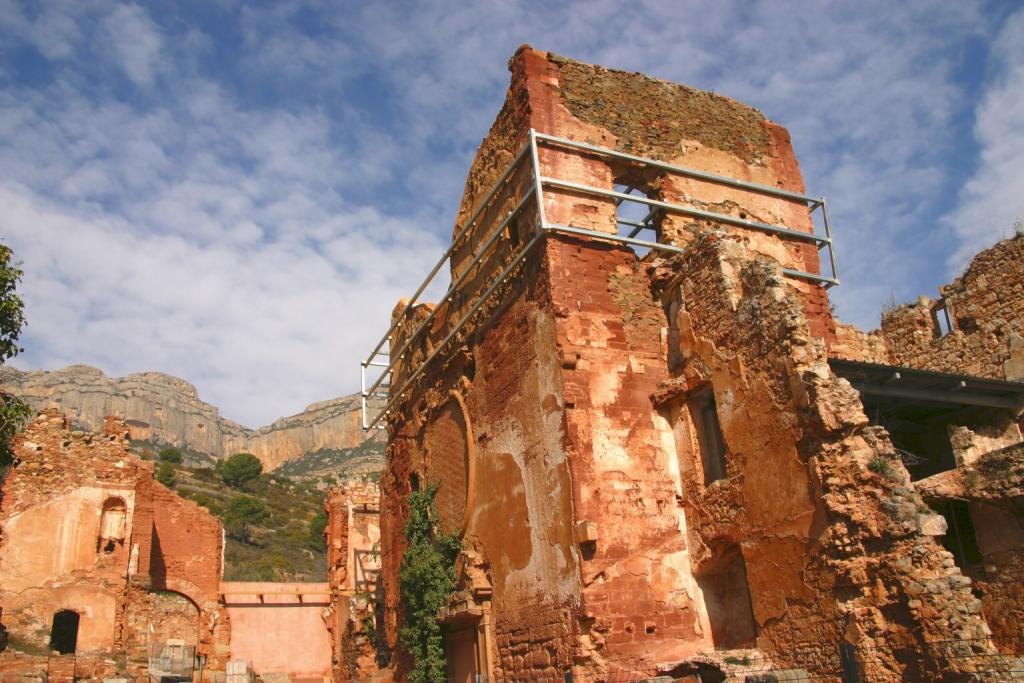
{"left": 529, "top": 129, "right": 549, "bottom": 231}
{"left": 839, "top": 642, "right": 862, "bottom": 683}
{"left": 360, "top": 361, "right": 368, "bottom": 430}
{"left": 820, "top": 198, "right": 840, "bottom": 285}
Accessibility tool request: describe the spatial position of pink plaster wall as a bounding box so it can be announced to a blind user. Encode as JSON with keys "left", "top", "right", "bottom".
{"left": 221, "top": 582, "right": 332, "bottom": 680}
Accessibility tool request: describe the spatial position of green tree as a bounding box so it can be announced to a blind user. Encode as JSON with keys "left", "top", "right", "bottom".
{"left": 224, "top": 495, "right": 269, "bottom": 542}
{"left": 158, "top": 446, "right": 183, "bottom": 464}
{"left": 218, "top": 452, "right": 263, "bottom": 489}
{"left": 0, "top": 243, "right": 30, "bottom": 468}
{"left": 398, "top": 486, "right": 460, "bottom": 683}
{"left": 307, "top": 509, "right": 328, "bottom": 552}
{"left": 156, "top": 461, "right": 177, "bottom": 488}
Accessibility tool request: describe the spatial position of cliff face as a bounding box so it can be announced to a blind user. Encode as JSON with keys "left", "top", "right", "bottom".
{"left": 0, "top": 364, "right": 379, "bottom": 471}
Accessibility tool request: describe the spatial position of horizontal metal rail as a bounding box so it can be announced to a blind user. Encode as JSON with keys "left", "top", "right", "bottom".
{"left": 535, "top": 131, "right": 820, "bottom": 205}
{"left": 367, "top": 230, "right": 545, "bottom": 430}
{"left": 387, "top": 190, "right": 535, "bottom": 366}
{"left": 362, "top": 188, "right": 536, "bottom": 407}
{"left": 361, "top": 128, "right": 840, "bottom": 430}
{"left": 363, "top": 140, "right": 532, "bottom": 365}
{"left": 542, "top": 177, "right": 829, "bottom": 246}
{"left": 545, "top": 223, "right": 837, "bottom": 287}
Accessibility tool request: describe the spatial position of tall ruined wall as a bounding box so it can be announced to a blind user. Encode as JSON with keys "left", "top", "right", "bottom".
{"left": 830, "top": 233, "right": 1024, "bottom": 383}
{"left": 0, "top": 410, "right": 230, "bottom": 677}
{"left": 880, "top": 233, "right": 1024, "bottom": 380}
{"left": 382, "top": 249, "right": 581, "bottom": 681}
{"left": 0, "top": 411, "right": 144, "bottom": 654}
{"left": 382, "top": 46, "right": 849, "bottom": 681}
{"left": 650, "top": 235, "right": 1000, "bottom": 680}
{"left": 545, "top": 235, "right": 709, "bottom": 672}
{"left": 326, "top": 483, "right": 382, "bottom": 680}
{"left": 0, "top": 364, "right": 374, "bottom": 470}
{"left": 915, "top": 441, "right": 1024, "bottom": 652}
{"left": 535, "top": 48, "right": 832, "bottom": 341}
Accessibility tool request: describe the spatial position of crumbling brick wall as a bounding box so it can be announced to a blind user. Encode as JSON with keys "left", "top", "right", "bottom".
{"left": 0, "top": 411, "right": 145, "bottom": 655}
{"left": 381, "top": 45, "right": 1019, "bottom": 682}
{"left": 0, "top": 410, "right": 229, "bottom": 678}
{"left": 326, "top": 482, "right": 383, "bottom": 680}
{"left": 916, "top": 441, "right": 1024, "bottom": 651}
{"left": 882, "top": 234, "right": 1024, "bottom": 380}
{"left": 381, "top": 46, "right": 850, "bottom": 681}
{"left": 832, "top": 233, "right": 1024, "bottom": 382}
{"left": 649, "top": 234, "right": 1003, "bottom": 680}
{"left": 382, "top": 254, "right": 581, "bottom": 681}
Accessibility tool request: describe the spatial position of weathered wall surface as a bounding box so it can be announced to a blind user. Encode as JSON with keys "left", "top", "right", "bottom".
{"left": 0, "top": 411, "right": 144, "bottom": 654}
{"left": 0, "top": 364, "right": 375, "bottom": 470}
{"left": 381, "top": 45, "right": 1023, "bottom": 682}
{"left": 546, "top": 236, "right": 707, "bottom": 670}
{"left": 537, "top": 48, "right": 834, "bottom": 342}
{"left": 326, "top": 482, "right": 382, "bottom": 680}
{"left": 881, "top": 234, "right": 1024, "bottom": 380}
{"left": 0, "top": 410, "right": 230, "bottom": 678}
{"left": 382, "top": 255, "right": 581, "bottom": 681}
{"left": 222, "top": 582, "right": 333, "bottom": 681}
{"left": 382, "top": 46, "right": 840, "bottom": 680}
{"left": 650, "top": 235, "right": 1002, "bottom": 679}
{"left": 916, "top": 442, "right": 1024, "bottom": 651}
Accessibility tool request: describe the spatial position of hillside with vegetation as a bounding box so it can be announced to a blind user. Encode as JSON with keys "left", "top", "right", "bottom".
{"left": 135, "top": 446, "right": 351, "bottom": 581}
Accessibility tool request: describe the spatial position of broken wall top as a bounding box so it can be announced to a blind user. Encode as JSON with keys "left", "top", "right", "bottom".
{"left": 3, "top": 409, "right": 149, "bottom": 514}
{"left": 454, "top": 46, "right": 807, "bottom": 237}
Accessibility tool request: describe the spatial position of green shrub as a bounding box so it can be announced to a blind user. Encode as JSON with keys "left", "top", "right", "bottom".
{"left": 158, "top": 447, "right": 183, "bottom": 464}
{"left": 156, "top": 461, "right": 177, "bottom": 488}
{"left": 398, "top": 486, "right": 460, "bottom": 683}
{"left": 308, "top": 510, "right": 328, "bottom": 551}
{"left": 868, "top": 456, "right": 899, "bottom": 482}
{"left": 224, "top": 495, "right": 269, "bottom": 542}
{"left": 219, "top": 453, "right": 263, "bottom": 489}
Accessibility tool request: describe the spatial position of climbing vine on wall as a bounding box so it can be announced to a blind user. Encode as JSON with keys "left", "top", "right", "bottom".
{"left": 398, "top": 485, "right": 461, "bottom": 683}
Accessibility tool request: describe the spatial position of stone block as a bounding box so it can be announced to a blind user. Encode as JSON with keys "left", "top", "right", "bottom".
{"left": 916, "top": 513, "right": 948, "bottom": 536}
{"left": 574, "top": 520, "right": 598, "bottom": 544}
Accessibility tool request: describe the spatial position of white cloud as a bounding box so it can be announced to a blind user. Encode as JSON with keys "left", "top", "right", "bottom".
{"left": 942, "top": 7, "right": 1024, "bottom": 271}
{"left": 0, "top": 0, "right": 1018, "bottom": 425}
{"left": 100, "top": 4, "right": 163, "bottom": 86}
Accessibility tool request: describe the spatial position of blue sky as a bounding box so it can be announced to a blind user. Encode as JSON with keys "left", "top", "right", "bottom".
{"left": 2, "top": 0, "right": 1022, "bottom": 427}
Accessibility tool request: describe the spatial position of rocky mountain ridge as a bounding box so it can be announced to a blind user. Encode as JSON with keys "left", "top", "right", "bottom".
{"left": 0, "top": 364, "right": 381, "bottom": 472}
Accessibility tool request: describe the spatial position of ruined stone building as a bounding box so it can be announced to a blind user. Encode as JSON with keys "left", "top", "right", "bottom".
{"left": 0, "top": 410, "right": 383, "bottom": 682}
{"left": 0, "top": 410, "right": 229, "bottom": 681}
{"left": 360, "top": 47, "right": 1024, "bottom": 681}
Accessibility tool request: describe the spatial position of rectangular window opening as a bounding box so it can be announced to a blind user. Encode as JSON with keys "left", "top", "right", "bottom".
{"left": 689, "top": 386, "right": 728, "bottom": 485}
{"left": 613, "top": 183, "right": 658, "bottom": 257}
{"left": 933, "top": 300, "right": 954, "bottom": 337}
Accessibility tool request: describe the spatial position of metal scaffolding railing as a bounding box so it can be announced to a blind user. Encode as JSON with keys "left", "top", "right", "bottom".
{"left": 360, "top": 130, "right": 839, "bottom": 431}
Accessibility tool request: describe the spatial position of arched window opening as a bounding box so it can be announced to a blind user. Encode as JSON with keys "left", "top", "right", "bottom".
{"left": 50, "top": 610, "right": 79, "bottom": 654}
{"left": 99, "top": 496, "right": 127, "bottom": 553}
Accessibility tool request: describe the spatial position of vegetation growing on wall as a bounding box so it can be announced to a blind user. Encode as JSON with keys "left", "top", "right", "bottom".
{"left": 398, "top": 485, "right": 460, "bottom": 683}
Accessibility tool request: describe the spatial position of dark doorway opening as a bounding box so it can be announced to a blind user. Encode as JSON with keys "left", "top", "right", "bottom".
{"left": 50, "top": 610, "right": 79, "bottom": 654}
{"left": 937, "top": 500, "right": 984, "bottom": 571}
{"left": 697, "top": 546, "right": 757, "bottom": 649}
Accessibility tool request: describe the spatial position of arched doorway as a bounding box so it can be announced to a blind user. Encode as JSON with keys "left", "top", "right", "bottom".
{"left": 50, "top": 610, "right": 79, "bottom": 654}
